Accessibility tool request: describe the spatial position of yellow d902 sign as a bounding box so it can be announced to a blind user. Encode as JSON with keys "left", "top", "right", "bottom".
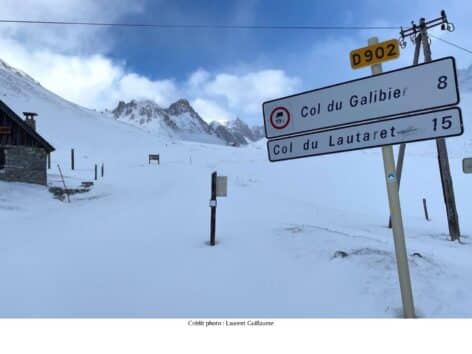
{"left": 350, "top": 39, "right": 400, "bottom": 69}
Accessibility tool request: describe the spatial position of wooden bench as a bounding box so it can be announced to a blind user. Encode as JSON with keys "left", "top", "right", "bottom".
{"left": 149, "top": 154, "right": 160, "bottom": 165}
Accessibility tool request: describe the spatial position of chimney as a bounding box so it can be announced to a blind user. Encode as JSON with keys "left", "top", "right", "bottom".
{"left": 23, "top": 112, "right": 38, "bottom": 131}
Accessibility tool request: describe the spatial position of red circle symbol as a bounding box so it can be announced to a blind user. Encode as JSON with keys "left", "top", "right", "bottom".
{"left": 270, "top": 106, "right": 290, "bottom": 130}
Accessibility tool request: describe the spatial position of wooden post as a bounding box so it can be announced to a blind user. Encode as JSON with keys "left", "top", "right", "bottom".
{"left": 57, "top": 164, "right": 70, "bottom": 203}
{"left": 101, "top": 163, "right": 104, "bottom": 177}
{"left": 71, "top": 148, "right": 75, "bottom": 170}
{"left": 47, "top": 153, "right": 51, "bottom": 169}
{"left": 370, "top": 37, "right": 415, "bottom": 318}
{"left": 210, "top": 171, "right": 217, "bottom": 246}
{"left": 423, "top": 198, "right": 430, "bottom": 221}
{"left": 420, "top": 18, "right": 460, "bottom": 241}
{"left": 389, "top": 33, "right": 423, "bottom": 228}
{"left": 94, "top": 164, "right": 97, "bottom": 181}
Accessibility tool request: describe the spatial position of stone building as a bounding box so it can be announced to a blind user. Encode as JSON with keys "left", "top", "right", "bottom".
{"left": 0, "top": 100, "right": 54, "bottom": 185}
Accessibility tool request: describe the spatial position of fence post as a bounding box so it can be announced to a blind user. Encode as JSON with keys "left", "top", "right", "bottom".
{"left": 71, "top": 148, "right": 75, "bottom": 170}
{"left": 423, "top": 198, "right": 430, "bottom": 221}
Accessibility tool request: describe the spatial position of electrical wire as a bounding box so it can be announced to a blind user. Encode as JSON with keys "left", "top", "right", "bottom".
{"left": 0, "top": 19, "right": 400, "bottom": 30}
{"left": 429, "top": 33, "right": 472, "bottom": 55}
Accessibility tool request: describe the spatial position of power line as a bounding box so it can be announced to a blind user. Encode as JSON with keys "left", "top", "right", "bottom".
{"left": 0, "top": 19, "right": 400, "bottom": 30}
{"left": 429, "top": 33, "right": 472, "bottom": 55}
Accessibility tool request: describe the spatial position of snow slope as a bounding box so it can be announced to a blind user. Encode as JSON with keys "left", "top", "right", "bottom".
{"left": 0, "top": 58, "right": 471, "bottom": 317}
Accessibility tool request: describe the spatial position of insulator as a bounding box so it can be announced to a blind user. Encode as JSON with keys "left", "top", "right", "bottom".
{"left": 399, "top": 37, "right": 407, "bottom": 49}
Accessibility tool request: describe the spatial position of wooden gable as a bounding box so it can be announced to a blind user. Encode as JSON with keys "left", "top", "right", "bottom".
{"left": 0, "top": 100, "right": 55, "bottom": 153}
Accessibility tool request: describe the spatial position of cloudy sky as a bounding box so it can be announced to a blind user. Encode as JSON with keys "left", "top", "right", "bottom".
{"left": 0, "top": 0, "right": 471, "bottom": 125}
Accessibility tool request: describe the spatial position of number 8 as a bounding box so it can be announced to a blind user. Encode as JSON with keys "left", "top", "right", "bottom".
{"left": 437, "top": 76, "right": 448, "bottom": 89}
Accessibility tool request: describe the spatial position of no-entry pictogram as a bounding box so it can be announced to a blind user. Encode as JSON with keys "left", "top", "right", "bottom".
{"left": 270, "top": 106, "right": 290, "bottom": 130}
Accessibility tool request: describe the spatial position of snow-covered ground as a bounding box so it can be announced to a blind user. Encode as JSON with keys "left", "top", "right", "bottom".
{"left": 1, "top": 60, "right": 471, "bottom": 318}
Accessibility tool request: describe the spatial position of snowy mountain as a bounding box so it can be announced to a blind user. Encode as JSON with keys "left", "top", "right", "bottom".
{"left": 111, "top": 99, "right": 258, "bottom": 146}
{"left": 224, "top": 118, "right": 257, "bottom": 142}
{"left": 251, "top": 125, "right": 265, "bottom": 141}
{"left": 209, "top": 121, "right": 247, "bottom": 146}
{"left": 223, "top": 117, "right": 265, "bottom": 143}
{"left": 111, "top": 99, "right": 223, "bottom": 144}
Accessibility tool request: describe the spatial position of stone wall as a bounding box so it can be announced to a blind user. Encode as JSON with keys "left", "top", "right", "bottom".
{"left": 0, "top": 146, "right": 47, "bottom": 185}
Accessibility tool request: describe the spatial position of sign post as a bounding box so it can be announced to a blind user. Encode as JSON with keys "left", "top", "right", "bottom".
{"left": 263, "top": 34, "right": 462, "bottom": 317}
{"left": 209, "top": 172, "right": 228, "bottom": 246}
{"left": 368, "top": 37, "right": 415, "bottom": 318}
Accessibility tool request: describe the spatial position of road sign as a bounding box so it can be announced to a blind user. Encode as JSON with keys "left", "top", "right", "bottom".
{"left": 0, "top": 126, "right": 11, "bottom": 135}
{"left": 216, "top": 176, "right": 227, "bottom": 197}
{"left": 350, "top": 39, "right": 400, "bottom": 69}
{"left": 263, "top": 56, "right": 459, "bottom": 139}
{"left": 463, "top": 158, "right": 472, "bottom": 174}
{"left": 267, "top": 107, "right": 463, "bottom": 162}
{"left": 269, "top": 107, "right": 291, "bottom": 130}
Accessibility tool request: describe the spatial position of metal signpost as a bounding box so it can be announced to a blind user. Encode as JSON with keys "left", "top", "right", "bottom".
{"left": 267, "top": 108, "right": 463, "bottom": 162}
{"left": 263, "top": 57, "right": 459, "bottom": 139}
{"left": 209, "top": 172, "right": 227, "bottom": 246}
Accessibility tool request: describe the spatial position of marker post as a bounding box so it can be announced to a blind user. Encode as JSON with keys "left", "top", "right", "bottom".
{"left": 210, "top": 171, "right": 217, "bottom": 246}
{"left": 369, "top": 37, "right": 415, "bottom": 318}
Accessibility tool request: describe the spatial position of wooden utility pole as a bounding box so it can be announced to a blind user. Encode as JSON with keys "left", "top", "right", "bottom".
{"left": 398, "top": 11, "right": 460, "bottom": 241}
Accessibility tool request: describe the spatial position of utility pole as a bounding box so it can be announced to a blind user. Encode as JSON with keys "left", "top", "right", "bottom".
{"left": 397, "top": 10, "right": 460, "bottom": 242}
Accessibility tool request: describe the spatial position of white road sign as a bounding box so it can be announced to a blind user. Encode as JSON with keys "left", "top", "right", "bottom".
{"left": 216, "top": 176, "right": 228, "bottom": 197}
{"left": 267, "top": 107, "right": 463, "bottom": 162}
{"left": 263, "top": 57, "right": 459, "bottom": 139}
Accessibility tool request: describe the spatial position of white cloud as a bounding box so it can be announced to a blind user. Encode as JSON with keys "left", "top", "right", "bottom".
{"left": 202, "top": 70, "right": 300, "bottom": 115}
{"left": 113, "top": 74, "right": 180, "bottom": 107}
{"left": 0, "top": 30, "right": 301, "bottom": 124}
{"left": 187, "top": 69, "right": 211, "bottom": 89}
{"left": 0, "top": 0, "right": 144, "bottom": 54}
{"left": 191, "top": 98, "right": 233, "bottom": 123}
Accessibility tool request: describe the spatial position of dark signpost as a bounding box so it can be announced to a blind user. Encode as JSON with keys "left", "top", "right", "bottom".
{"left": 209, "top": 171, "right": 227, "bottom": 246}
{"left": 210, "top": 172, "right": 217, "bottom": 246}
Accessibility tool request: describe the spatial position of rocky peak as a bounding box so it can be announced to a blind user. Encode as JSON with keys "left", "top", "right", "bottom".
{"left": 225, "top": 117, "right": 255, "bottom": 142}
{"left": 167, "top": 99, "right": 194, "bottom": 115}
